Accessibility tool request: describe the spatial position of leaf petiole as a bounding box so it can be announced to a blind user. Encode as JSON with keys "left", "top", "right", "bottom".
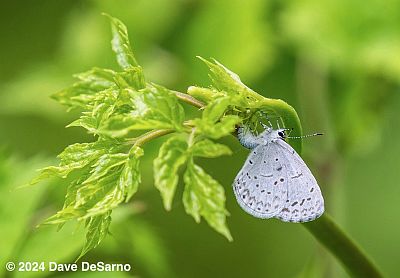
{"left": 172, "top": 90, "right": 205, "bottom": 109}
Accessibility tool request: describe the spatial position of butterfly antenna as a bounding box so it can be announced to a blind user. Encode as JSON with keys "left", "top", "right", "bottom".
{"left": 287, "top": 133, "right": 324, "bottom": 139}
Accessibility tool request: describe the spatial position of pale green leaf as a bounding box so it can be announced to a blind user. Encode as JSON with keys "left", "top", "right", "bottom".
{"left": 187, "top": 86, "right": 221, "bottom": 104}
{"left": 42, "top": 144, "right": 143, "bottom": 224}
{"left": 77, "top": 211, "right": 112, "bottom": 261}
{"left": 114, "top": 67, "right": 146, "bottom": 90}
{"left": 202, "top": 96, "right": 231, "bottom": 122}
{"left": 192, "top": 115, "right": 241, "bottom": 139}
{"left": 52, "top": 68, "right": 117, "bottom": 108}
{"left": 67, "top": 89, "right": 120, "bottom": 134}
{"left": 183, "top": 159, "right": 232, "bottom": 241}
{"left": 104, "top": 13, "right": 138, "bottom": 69}
{"left": 188, "top": 94, "right": 241, "bottom": 139}
{"left": 101, "top": 85, "right": 185, "bottom": 137}
{"left": 120, "top": 146, "right": 143, "bottom": 202}
{"left": 82, "top": 171, "right": 127, "bottom": 218}
{"left": 31, "top": 142, "right": 108, "bottom": 183}
{"left": 153, "top": 135, "right": 188, "bottom": 211}
{"left": 197, "top": 56, "right": 257, "bottom": 101}
{"left": 100, "top": 115, "right": 178, "bottom": 137}
{"left": 83, "top": 153, "right": 128, "bottom": 185}
{"left": 191, "top": 139, "right": 232, "bottom": 158}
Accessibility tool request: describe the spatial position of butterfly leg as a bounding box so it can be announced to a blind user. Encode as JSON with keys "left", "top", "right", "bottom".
{"left": 258, "top": 110, "right": 273, "bottom": 128}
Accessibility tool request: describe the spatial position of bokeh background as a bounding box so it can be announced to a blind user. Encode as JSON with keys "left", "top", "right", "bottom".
{"left": 1, "top": 0, "right": 400, "bottom": 277}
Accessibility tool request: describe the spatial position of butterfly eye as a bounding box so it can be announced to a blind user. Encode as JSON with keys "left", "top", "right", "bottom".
{"left": 278, "top": 131, "right": 285, "bottom": 138}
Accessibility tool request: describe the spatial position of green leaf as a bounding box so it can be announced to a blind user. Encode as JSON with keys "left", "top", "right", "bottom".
{"left": 134, "top": 85, "right": 185, "bottom": 128}
{"left": 187, "top": 86, "right": 221, "bottom": 104}
{"left": 67, "top": 88, "right": 122, "bottom": 134}
{"left": 153, "top": 135, "right": 188, "bottom": 210}
{"left": 78, "top": 148, "right": 143, "bottom": 217}
{"left": 37, "top": 140, "right": 142, "bottom": 227}
{"left": 44, "top": 148, "right": 143, "bottom": 224}
{"left": 189, "top": 95, "right": 241, "bottom": 139}
{"left": 104, "top": 13, "right": 138, "bottom": 69}
{"left": 183, "top": 159, "right": 232, "bottom": 241}
{"left": 114, "top": 67, "right": 146, "bottom": 90}
{"left": 31, "top": 142, "right": 109, "bottom": 183}
{"left": 100, "top": 116, "right": 174, "bottom": 137}
{"left": 52, "top": 68, "right": 117, "bottom": 108}
{"left": 77, "top": 210, "right": 112, "bottom": 261}
{"left": 191, "top": 139, "right": 232, "bottom": 158}
{"left": 202, "top": 96, "right": 231, "bottom": 122}
{"left": 197, "top": 56, "right": 257, "bottom": 101}
{"left": 192, "top": 115, "right": 241, "bottom": 139}
{"left": 120, "top": 146, "right": 144, "bottom": 202}
{"left": 101, "top": 85, "right": 185, "bottom": 137}
{"left": 83, "top": 153, "right": 128, "bottom": 185}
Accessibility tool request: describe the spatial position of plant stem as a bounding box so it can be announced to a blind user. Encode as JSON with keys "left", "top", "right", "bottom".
{"left": 303, "top": 214, "right": 383, "bottom": 277}
{"left": 127, "top": 129, "right": 175, "bottom": 146}
{"left": 172, "top": 90, "right": 205, "bottom": 108}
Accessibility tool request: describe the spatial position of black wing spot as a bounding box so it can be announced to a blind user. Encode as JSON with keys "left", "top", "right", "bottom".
{"left": 291, "top": 201, "right": 298, "bottom": 206}
{"left": 263, "top": 160, "right": 266, "bottom": 163}
{"left": 261, "top": 190, "right": 265, "bottom": 193}
{"left": 300, "top": 199, "right": 305, "bottom": 206}
{"left": 267, "top": 191, "right": 271, "bottom": 194}
{"left": 307, "top": 197, "right": 311, "bottom": 201}
{"left": 254, "top": 176, "right": 257, "bottom": 179}
{"left": 274, "top": 181, "right": 278, "bottom": 185}
{"left": 261, "top": 174, "right": 273, "bottom": 178}
{"left": 256, "top": 184, "right": 259, "bottom": 188}
{"left": 310, "top": 188, "right": 314, "bottom": 192}
{"left": 277, "top": 166, "right": 282, "bottom": 171}
{"left": 280, "top": 178, "right": 284, "bottom": 182}
{"left": 291, "top": 173, "right": 303, "bottom": 179}
{"left": 275, "top": 158, "right": 278, "bottom": 161}
{"left": 249, "top": 160, "right": 253, "bottom": 164}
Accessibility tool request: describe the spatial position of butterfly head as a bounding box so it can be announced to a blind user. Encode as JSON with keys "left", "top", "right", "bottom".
{"left": 276, "top": 129, "right": 287, "bottom": 140}
{"left": 259, "top": 127, "right": 290, "bottom": 143}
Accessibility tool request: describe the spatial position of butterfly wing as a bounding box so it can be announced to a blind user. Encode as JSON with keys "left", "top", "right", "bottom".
{"left": 233, "top": 143, "right": 288, "bottom": 219}
{"left": 274, "top": 139, "right": 324, "bottom": 223}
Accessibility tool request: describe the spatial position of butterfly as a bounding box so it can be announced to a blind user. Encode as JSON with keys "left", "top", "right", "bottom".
{"left": 233, "top": 124, "right": 324, "bottom": 222}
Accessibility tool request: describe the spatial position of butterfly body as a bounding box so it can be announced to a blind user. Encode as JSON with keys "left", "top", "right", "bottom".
{"left": 234, "top": 126, "right": 324, "bottom": 222}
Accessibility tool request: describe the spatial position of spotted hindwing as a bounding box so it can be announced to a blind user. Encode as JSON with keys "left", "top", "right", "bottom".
{"left": 233, "top": 143, "right": 289, "bottom": 218}
{"left": 274, "top": 140, "right": 324, "bottom": 223}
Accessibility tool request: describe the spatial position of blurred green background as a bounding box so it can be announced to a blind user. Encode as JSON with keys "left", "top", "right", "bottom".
{"left": 1, "top": 0, "right": 399, "bottom": 277}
